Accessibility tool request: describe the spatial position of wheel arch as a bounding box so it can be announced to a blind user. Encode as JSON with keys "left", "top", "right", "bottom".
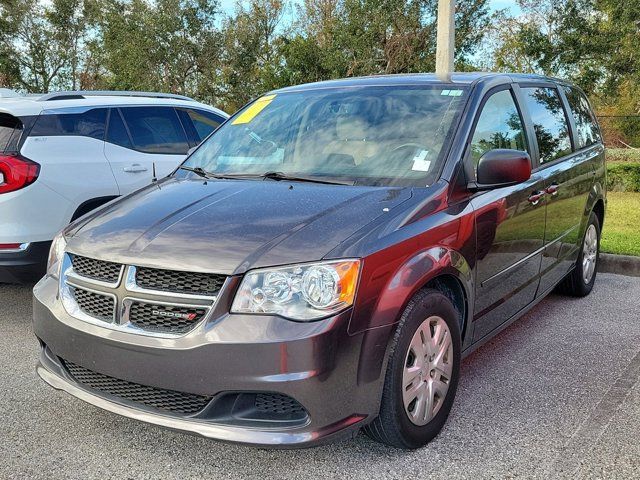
{"left": 592, "top": 197, "right": 605, "bottom": 228}
{"left": 71, "top": 195, "right": 119, "bottom": 222}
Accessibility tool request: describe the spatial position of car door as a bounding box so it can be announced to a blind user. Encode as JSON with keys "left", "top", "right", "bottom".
{"left": 520, "top": 85, "right": 603, "bottom": 293}
{"left": 104, "top": 106, "right": 190, "bottom": 194}
{"left": 468, "top": 87, "right": 548, "bottom": 342}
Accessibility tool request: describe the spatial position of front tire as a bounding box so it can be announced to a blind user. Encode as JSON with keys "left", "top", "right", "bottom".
{"left": 557, "top": 212, "right": 601, "bottom": 297}
{"left": 364, "top": 289, "right": 461, "bottom": 449}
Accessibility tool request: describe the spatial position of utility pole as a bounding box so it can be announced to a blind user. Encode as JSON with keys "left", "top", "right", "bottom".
{"left": 436, "top": 0, "right": 455, "bottom": 81}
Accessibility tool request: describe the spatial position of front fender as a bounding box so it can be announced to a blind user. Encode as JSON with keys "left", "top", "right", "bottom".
{"left": 352, "top": 244, "right": 474, "bottom": 386}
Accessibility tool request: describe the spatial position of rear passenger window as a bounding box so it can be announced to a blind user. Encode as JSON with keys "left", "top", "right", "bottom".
{"left": 0, "top": 113, "right": 22, "bottom": 153}
{"left": 31, "top": 108, "right": 107, "bottom": 140}
{"left": 563, "top": 86, "right": 601, "bottom": 148}
{"left": 521, "top": 87, "right": 572, "bottom": 163}
{"left": 120, "top": 107, "right": 189, "bottom": 154}
{"left": 470, "top": 89, "right": 528, "bottom": 170}
{"left": 185, "top": 109, "right": 223, "bottom": 140}
{"left": 106, "top": 109, "right": 132, "bottom": 149}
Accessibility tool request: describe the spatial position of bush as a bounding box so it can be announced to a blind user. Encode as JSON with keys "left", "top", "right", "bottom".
{"left": 607, "top": 163, "right": 640, "bottom": 192}
{"left": 607, "top": 148, "right": 640, "bottom": 163}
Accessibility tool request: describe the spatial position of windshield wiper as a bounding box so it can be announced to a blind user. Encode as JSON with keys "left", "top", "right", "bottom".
{"left": 179, "top": 166, "right": 256, "bottom": 181}
{"left": 179, "top": 165, "right": 211, "bottom": 178}
{"left": 261, "top": 171, "right": 355, "bottom": 186}
{"left": 180, "top": 167, "right": 353, "bottom": 185}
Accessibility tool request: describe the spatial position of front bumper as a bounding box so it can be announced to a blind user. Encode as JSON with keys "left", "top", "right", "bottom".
{"left": 33, "top": 275, "right": 380, "bottom": 448}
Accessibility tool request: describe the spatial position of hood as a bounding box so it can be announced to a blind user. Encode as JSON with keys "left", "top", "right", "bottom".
{"left": 66, "top": 177, "right": 413, "bottom": 274}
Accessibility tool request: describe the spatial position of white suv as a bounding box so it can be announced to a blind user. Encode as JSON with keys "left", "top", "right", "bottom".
{"left": 0, "top": 90, "right": 228, "bottom": 283}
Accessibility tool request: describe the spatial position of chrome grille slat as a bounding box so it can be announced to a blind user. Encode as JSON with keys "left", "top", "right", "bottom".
{"left": 63, "top": 359, "right": 212, "bottom": 415}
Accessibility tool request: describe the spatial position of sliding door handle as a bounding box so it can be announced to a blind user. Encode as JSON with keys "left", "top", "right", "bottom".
{"left": 546, "top": 183, "right": 559, "bottom": 196}
{"left": 528, "top": 191, "right": 545, "bottom": 206}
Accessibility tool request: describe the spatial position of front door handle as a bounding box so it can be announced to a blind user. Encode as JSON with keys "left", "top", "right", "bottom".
{"left": 546, "top": 183, "right": 559, "bottom": 196}
{"left": 528, "top": 191, "right": 545, "bottom": 206}
{"left": 123, "top": 164, "right": 148, "bottom": 173}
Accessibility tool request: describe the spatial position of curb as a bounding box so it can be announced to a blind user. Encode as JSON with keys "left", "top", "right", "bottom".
{"left": 599, "top": 253, "right": 640, "bottom": 277}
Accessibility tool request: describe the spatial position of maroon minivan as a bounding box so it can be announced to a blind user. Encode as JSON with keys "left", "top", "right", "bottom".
{"left": 34, "top": 73, "right": 605, "bottom": 449}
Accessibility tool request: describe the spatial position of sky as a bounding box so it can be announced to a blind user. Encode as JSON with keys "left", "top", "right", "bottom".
{"left": 217, "top": 0, "right": 522, "bottom": 17}
{"left": 489, "top": 0, "right": 522, "bottom": 16}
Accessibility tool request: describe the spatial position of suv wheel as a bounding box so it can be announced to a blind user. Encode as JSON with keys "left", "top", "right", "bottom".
{"left": 557, "top": 211, "right": 601, "bottom": 297}
{"left": 364, "top": 289, "right": 461, "bottom": 449}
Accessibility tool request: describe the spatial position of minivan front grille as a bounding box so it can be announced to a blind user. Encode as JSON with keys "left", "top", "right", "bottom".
{"left": 71, "top": 255, "right": 122, "bottom": 284}
{"left": 128, "top": 301, "right": 207, "bottom": 334}
{"left": 71, "top": 286, "right": 115, "bottom": 322}
{"left": 135, "top": 267, "right": 225, "bottom": 296}
{"left": 63, "top": 360, "right": 212, "bottom": 415}
{"left": 62, "top": 254, "right": 223, "bottom": 336}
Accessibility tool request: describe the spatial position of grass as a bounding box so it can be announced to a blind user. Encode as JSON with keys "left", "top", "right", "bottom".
{"left": 601, "top": 192, "right": 640, "bottom": 256}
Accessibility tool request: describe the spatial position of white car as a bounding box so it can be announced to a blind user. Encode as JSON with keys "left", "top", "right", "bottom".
{"left": 0, "top": 89, "right": 228, "bottom": 283}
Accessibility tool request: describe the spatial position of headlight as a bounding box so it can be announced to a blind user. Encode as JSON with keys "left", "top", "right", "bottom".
{"left": 47, "top": 232, "right": 67, "bottom": 279}
{"left": 231, "top": 260, "right": 361, "bottom": 321}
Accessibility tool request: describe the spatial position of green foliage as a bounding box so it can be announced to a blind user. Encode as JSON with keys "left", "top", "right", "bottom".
{"left": 607, "top": 148, "right": 640, "bottom": 164}
{"left": 0, "top": 0, "right": 494, "bottom": 111}
{"left": 607, "top": 163, "right": 640, "bottom": 193}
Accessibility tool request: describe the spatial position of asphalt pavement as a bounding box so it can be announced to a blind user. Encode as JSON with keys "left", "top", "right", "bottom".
{"left": 1, "top": 273, "right": 639, "bottom": 479}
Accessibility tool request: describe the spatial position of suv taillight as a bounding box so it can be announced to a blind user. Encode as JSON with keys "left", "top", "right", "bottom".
{"left": 0, "top": 154, "right": 40, "bottom": 194}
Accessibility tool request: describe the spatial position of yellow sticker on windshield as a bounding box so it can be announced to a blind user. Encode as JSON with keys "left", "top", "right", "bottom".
{"left": 232, "top": 94, "right": 276, "bottom": 125}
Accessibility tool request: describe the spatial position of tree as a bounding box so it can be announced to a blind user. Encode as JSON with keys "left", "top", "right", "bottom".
{"left": 0, "top": 1, "right": 68, "bottom": 92}
{"left": 280, "top": 0, "right": 493, "bottom": 85}
{"left": 94, "top": 0, "right": 221, "bottom": 97}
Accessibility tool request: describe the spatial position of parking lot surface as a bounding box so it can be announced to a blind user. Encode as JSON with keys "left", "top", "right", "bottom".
{"left": 1, "top": 273, "right": 639, "bottom": 480}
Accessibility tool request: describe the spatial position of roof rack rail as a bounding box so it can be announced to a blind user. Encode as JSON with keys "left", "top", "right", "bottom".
{"left": 38, "top": 90, "right": 195, "bottom": 102}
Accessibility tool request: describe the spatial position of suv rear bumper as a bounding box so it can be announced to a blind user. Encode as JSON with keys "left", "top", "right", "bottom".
{"left": 0, "top": 241, "right": 49, "bottom": 283}
{"left": 33, "top": 275, "right": 381, "bottom": 448}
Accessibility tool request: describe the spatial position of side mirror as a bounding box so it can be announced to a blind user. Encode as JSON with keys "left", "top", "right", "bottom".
{"left": 472, "top": 149, "right": 532, "bottom": 190}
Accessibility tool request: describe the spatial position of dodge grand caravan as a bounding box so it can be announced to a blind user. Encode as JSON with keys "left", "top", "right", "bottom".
{"left": 33, "top": 73, "right": 606, "bottom": 449}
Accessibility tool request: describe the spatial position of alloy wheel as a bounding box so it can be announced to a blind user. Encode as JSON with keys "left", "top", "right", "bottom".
{"left": 582, "top": 224, "right": 598, "bottom": 284}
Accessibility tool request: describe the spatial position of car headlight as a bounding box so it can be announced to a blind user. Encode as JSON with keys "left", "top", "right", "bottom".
{"left": 231, "top": 260, "right": 361, "bottom": 321}
{"left": 47, "top": 232, "right": 67, "bottom": 279}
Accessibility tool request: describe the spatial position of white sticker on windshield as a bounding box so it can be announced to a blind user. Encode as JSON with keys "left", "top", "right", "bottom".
{"left": 441, "top": 89, "right": 463, "bottom": 97}
{"left": 411, "top": 149, "right": 431, "bottom": 172}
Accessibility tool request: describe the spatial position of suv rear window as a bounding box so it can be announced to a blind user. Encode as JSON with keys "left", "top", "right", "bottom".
{"left": 30, "top": 108, "right": 107, "bottom": 140}
{"left": 562, "top": 86, "right": 601, "bottom": 149}
{"left": 120, "top": 106, "right": 189, "bottom": 154}
{"left": 521, "top": 87, "right": 572, "bottom": 164}
{"left": 0, "top": 113, "right": 22, "bottom": 153}
{"left": 179, "top": 108, "right": 223, "bottom": 141}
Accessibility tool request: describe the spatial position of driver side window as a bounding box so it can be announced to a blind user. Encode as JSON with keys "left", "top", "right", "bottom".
{"left": 471, "top": 90, "right": 528, "bottom": 177}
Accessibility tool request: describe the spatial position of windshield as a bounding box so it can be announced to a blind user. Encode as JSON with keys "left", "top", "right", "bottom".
{"left": 178, "top": 85, "right": 468, "bottom": 187}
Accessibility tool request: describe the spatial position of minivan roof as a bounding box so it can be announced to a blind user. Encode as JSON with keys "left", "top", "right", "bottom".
{"left": 0, "top": 90, "right": 228, "bottom": 118}
{"left": 272, "top": 72, "right": 571, "bottom": 94}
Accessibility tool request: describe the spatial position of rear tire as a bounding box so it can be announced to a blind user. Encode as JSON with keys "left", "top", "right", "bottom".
{"left": 557, "top": 212, "right": 600, "bottom": 297}
{"left": 364, "top": 289, "right": 461, "bottom": 449}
